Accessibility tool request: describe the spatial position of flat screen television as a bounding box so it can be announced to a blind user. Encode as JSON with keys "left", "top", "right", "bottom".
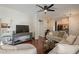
{"left": 16, "top": 25, "right": 29, "bottom": 33}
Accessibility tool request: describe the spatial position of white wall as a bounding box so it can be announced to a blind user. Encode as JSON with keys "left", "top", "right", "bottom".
{"left": 0, "top": 6, "right": 55, "bottom": 39}
{"left": 0, "top": 7, "right": 32, "bottom": 32}
{"left": 0, "top": 6, "right": 50, "bottom": 39}
{"left": 36, "top": 13, "right": 55, "bottom": 37}
{"left": 69, "top": 14, "right": 79, "bottom": 35}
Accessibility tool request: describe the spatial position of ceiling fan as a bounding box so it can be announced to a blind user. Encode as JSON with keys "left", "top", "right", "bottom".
{"left": 36, "top": 4, "right": 55, "bottom": 14}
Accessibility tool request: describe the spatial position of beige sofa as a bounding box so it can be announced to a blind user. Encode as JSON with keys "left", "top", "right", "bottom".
{"left": 44, "top": 31, "right": 67, "bottom": 51}
{"left": 46, "top": 31, "right": 68, "bottom": 42}
{"left": 0, "top": 44, "right": 37, "bottom": 54}
{"left": 48, "top": 35, "right": 79, "bottom": 54}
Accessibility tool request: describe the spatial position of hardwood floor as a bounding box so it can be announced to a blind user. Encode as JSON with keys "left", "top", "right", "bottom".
{"left": 32, "top": 37, "right": 45, "bottom": 54}
{"left": 25, "top": 37, "right": 54, "bottom": 54}
{"left": 25, "top": 37, "right": 46, "bottom": 54}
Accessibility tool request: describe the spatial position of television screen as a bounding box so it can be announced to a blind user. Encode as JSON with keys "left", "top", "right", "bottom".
{"left": 16, "top": 25, "right": 29, "bottom": 33}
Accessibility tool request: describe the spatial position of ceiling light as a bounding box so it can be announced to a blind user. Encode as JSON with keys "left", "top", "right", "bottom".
{"left": 44, "top": 10, "right": 47, "bottom": 14}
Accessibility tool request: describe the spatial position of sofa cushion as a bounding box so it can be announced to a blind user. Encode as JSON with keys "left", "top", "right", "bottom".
{"left": 0, "top": 44, "right": 37, "bottom": 54}
{"left": 49, "top": 44, "right": 79, "bottom": 54}
{"left": 57, "top": 31, "right": 65, "bottom": 38}
{"left": 46, "top": 31, "right": 66, "bottom": 42}
{"left": 74, "top": 36, "right": 79, "bottom": 45}
{"left": 15, "top": 44, "right": 35, "bottom": 50}
{"left": 66, "top": 35, "right": 76, "bottom": 44}
{"left": 59, "top": 40, "right": 70, "bottom": 44}
{"left": 1, "top": 45, "right": 17, "bottom": 50}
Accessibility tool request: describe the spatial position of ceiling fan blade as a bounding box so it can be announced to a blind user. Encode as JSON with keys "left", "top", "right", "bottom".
{"left": 48, "top": 9, "right": 55, "bottom": 11}
{"left": 47, "top": 4, "right": 54, "bottom": 9}
{"left": 37, "top": 10, "right": 44, "bottom": 12}
{"left": 36, "top": 5, "right": 44, "bottom": 9}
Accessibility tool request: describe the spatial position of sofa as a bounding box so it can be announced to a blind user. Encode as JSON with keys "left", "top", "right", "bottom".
{"left": 46, "top": 31, "right": 68, "bottom": 42}
{"left": 43, "top": 31, "right": 68, "bottom": 53}
{"left": 48, "top": 35, "right": 79, "bottom": 54}
{"left": 0, "top": 44, "right": 37, "bottom": 54}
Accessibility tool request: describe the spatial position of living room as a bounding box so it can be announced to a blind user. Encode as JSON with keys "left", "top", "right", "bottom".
{"left": 0, "top": 4, "right": 79, "bottom": 54}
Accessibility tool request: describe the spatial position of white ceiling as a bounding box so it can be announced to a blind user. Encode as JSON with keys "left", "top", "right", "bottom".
{"left": 0, "top": 4, "right": 79, "bottom": 19}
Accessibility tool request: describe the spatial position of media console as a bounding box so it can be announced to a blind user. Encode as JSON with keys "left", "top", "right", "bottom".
{"left": 11, "top": 32, "right": 32, "bottom": 45}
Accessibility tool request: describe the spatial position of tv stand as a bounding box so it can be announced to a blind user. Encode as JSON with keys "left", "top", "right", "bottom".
{"left": 11, "top": 32, "right": 32, "bottom": 45}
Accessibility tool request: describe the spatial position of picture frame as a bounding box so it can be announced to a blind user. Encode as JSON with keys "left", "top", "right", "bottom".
{"left": 1, "top": 23, "right": 10, "bottom": 28}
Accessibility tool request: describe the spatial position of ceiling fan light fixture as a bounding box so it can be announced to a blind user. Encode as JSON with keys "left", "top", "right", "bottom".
{"left": 36, "top": 4, "right": 55, "bottom": 14}
{"left": 44, "top": 10, "right": 47, "bottom": 12}
{"left": 44, "top": 10, "right": 47, "bottom": 14}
